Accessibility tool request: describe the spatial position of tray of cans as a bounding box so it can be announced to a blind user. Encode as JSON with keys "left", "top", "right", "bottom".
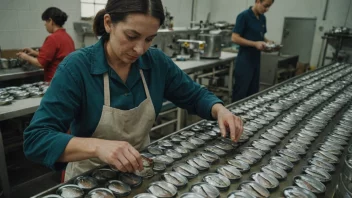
{"left": 33, "top": 62, "right": 352, "bottom": 198}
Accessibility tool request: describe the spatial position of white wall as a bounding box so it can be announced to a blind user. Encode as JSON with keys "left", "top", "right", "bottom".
{"left": 161, "top": 0, "right": 193, "bottom": 27}
{"left": 208, "top": 0, "right": 352, "bottom": 66}
{"left": 0, "top": 0, "right": 82, "bottom": 50}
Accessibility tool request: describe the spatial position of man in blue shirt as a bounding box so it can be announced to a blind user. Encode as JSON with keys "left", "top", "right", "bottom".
{"left": 232, "top": 0, "right": 274, "bottom": 102}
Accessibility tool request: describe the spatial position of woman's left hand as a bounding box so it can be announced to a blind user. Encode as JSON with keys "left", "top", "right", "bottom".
{"left": 16, "top": 52, "right": 30, "bottom": 60}
{"left": 212, "top": 103, "right": 243, "bottom": 142}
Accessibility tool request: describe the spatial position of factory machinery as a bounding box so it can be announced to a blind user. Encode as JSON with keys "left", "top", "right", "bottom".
{"left": 33, "top": 62, "right": 352, "bottom": 198}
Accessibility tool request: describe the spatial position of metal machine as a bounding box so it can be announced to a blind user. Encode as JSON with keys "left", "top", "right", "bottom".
{"left": 176, "top": 39, "right": 205, "bottom": 61}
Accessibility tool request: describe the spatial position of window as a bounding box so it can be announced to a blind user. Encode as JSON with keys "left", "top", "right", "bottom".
{"left": 81, "top": 0, "right": 107, "bottom": 18}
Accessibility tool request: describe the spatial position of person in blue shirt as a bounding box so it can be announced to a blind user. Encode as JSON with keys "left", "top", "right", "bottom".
{"left": 23, "top": 0, "right": 244, "bottom": 181}
{"left": 232, "top": 0, "right": 274, "bottom": 102}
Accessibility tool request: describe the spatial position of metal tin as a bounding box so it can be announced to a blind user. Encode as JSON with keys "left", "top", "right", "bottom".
{"left": 204, "top": 146, "right": 227, "bottom": 156}
{"left": 343, "top": 154, "right": 352, "bottom": 181}
{"left": 179, "top": 192, "right": 205, "bottom": 198}
{"left": 196, "top": 133, "right": 212, "bottom": 141}
{"left": 181, "top": 131, "right": 195, "bottom": 137}
{"left": 135, "top": 156, "right": 154, "bottom": 178}
{"left": 235, "top": 155, "right": 257, "bottom": 165}
{"left": 41, "top": 195, "right": 63, "bottom": 198}
{"left": 218, "top": 138, "right": 239, "bottom": 148}
{"left": 303, "top": 166, "right": 332, "bottom": 183}
{"left": 227, "top": 190, "right": 255, "bottom": 198}
{"left": 238, "top": 134, "right": 250, "bottom": 143}
{"left": 118, "top": 173, "right": 142, "bottom": 188}
{"left": 293, "top": 175, "right": 326, "bottom": 194}
{"left": 187, "top": 157, "right": 210, "bottom": 171}
{"left": 325, "top": 136, "right": 348, "bottom": 146}
{"left": 255, "top": 139, "right": 276, "bottom": 148}
{"left": 153, "top": 155, "right": 174, "bottom": 166}
{"left": 283, "top": 186, "right": 317, "bottom": 198}
{"left": 165, "top": 149, "right": 182, "bottom": 160}
{"left": 158, "top": 140, "right": 174, "bottom": 148}
{"left": 285, "top": 143, "right": 307, "bottom": 156}
{"left": 86, "top": 188, "right": 115, "bottom": 198}
{"left": 191, "top": 125, "right": 204, "bottom": 132}
{"left": 216, "top": 165, "right": 242, "bottom": 181}
{"left": 92, "top": 169, "right": 117, "bottom": 183}
{"left": 148, "top": 146, "right": 163, "bottom": 155}
{"left": 297, "top": 133, "right": 315, "bottom": 142}
{"left": 277, "top": 149, "right": 301, "bottom": 163}
{"left": 189, "top": 137, "right": 205, "bottom": 146}
{"left": 250, "top": 172, "right": 279, "bottom": 190}
{"left": 252, "top": 141, "right": 271, "bottom": 153}
{"left": 238, "top": 181, "right": 270, "bottom": 198}
{"left": 133, "top": 193, "right": 157, "bottom": 198}
{"left": 272, "top": 126, "right": 289, "bottom": 134}
{"left": 197, "top": 151, "right": 219, "bottom": 164}
{"left": 330, "top": 133, "right": 349, "bottom": 141}
{"left": 161, "top": 171, "right": 188, "bottom": 188}
{"left": 313, "top": 151, "right": 339, "bottom": 164}
{"left": 147, "top": 181, "right": 177, "bottom": 198}
{"left": 74, "top": 176, "right": 98, "bottom": 191}
{"left": 269, "top": 156, "right": 294, "bottom": 172}
{"left": 260, "top": 133, "right": 281, "bottom": 143}
{"left": 153, "top": 161, "right": 166, "bottom": 172}
{"left": 213, "top": 142, "right": 234, "bottom": 152}
{"left": 205, "top": 130, "right": 218, "bottom": 137}
{"left": 203, "top": 173, "right": 231, "bottom": 191}
{"left": 170, "top": 135, "right": 184, "bottom": 143}
{"left": 241, "top": 147, "right": 265, "bottom": 157}
{"left": 172, "top": 163, "right": 199, "bottom": 179}
{"left": 299, "top": 129, "right": 319, "bottom": 138}
{"left": 190, "top": 182, "right": 220, "bottom": 198}
{"left": 318, "top": 144, "right": 342, "bottom": 156}
{"left": 180, "top": 141, "right": 197, "bottom": 151}
{"left": 106, "top": 180, "right": 131, "bottom": 197}
{"left": 261, "top": 164, "right": 287, "bottom": 180}
{"left": 56, "top": 185, "right": 84, "bottom": 198}
{"left": 266, "top": 129, "right": 285, "bottom": 139}
{"left": 308, "top": 158, "right": 335, "bottom": 173}
{"left": 243, "top": 130, "right": 254, "bottom": 137}
{"left": 227, "top": 159, "right": 250, "bottom": 172}
{"left": 322, "top": 141, "right": 344, "bottom": 151}
{"left": 241, "top": 149, "right": 262, "bottom": 161}
{"left": 173, "top": 146, "right": 190, "bottom": 156}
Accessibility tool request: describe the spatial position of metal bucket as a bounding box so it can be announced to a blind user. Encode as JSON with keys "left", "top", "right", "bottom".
{"left": 334, "top": 173, "right": 352, "bottom": 198}
{"left": 343, "top": 154, "right": 352, "bottom": 181}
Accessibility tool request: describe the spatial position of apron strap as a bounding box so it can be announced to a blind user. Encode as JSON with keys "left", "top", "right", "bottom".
{"left": 139, "top": 69, "right": 151, "bottom": 99}
{"left": 103, "top": 73, "right": 110, "bottom": 106}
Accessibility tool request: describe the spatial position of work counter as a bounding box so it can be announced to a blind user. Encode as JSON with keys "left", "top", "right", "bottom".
{"left": 31, "top": 62, "right": 352, "bottom": 198}
{"left": 0, "top": 67, "right": 44, "bottom": 82}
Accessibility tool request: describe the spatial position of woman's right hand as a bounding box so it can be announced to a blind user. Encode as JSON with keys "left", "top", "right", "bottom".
{"left": 254, "top": 41, "right": 266, "bottom": 51}
{"left": 23, "top": 48, "right": 36, "bottom": 56}
{"left": 95, "top": 140, "right": 144, "bottom": 173}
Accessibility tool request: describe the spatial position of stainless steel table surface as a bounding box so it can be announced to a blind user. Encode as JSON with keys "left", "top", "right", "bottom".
{"left": 175, "top": 51, "right": 237, "bottom": 74}
{"left": 0, "top": 53, "right": 237, "bottom": 122}
{"left": 0, "top": 68, "right": 44, "bottom": 82}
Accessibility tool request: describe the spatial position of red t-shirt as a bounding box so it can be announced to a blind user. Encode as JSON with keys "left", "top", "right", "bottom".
{"left": 37, "top": 29, "right": 75, "bottom": 82}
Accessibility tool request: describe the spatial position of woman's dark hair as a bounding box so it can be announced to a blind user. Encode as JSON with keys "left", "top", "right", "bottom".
{"left": 41, "top": 7, "right": 68, "bottom": 27}
{"left": 93, "top": 0, "right": 165, "bottom": 37}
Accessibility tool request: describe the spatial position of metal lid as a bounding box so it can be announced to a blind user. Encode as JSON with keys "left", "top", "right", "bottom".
{"left": 204, "top": 146, "right": 227, "bottom": 156}
{"left": 251, "top": 141, "right": 271, "bottom": 153}
{"left": 293, "top": 175, "right": 326, "bottom": 194}
{"left": 196, "top": 133, "right": 212, "bottom": 141}
{"left": 153, "top": 161, "right": 166, "bottom": 172}
{"left": 133, "top": 193, "right": 157, "bottom": 198}
{"left": 173, "top": 146, "right": 189, "bottom": 156}
{"left": 187, "top": 157, "right": 210, "bottom": 171}
{"left": 179, "top": 192, "right": 205, "bottom": 198}
{"left": 41, "top": 195, "right": 64, "bottom": 198}
{"left": 227, "top": 190, "right": 255, "bottom": 198}
{"left": 285, "top": 143, "right": 307, "bottom": 156}
{"left": 241, "top": 149, "right": 263, "bottom": 161}
{"left": 147, "top": 181, "right": 177, "bottom": 198}
{"left": 56, "top": 184, "right": 84, "bottom": 198}
{"left": 148, "top": 146, "right": 163, "bottom": 155}
{"left": 227, "top": 159, "right": 250, "bottom": 172}
{"left": 92, "top": 169, "right": 117, "bottom": 183}
{"left": 118, "top": 173, "right": 142, "bottom": 188}
{"left": 238, "top": 181, "right": 270, "bottom": 198}
{"left": 172, "top": 163, "right": 199, "bottom": 179}
{"left": 181, "top": 131, "right": 195, "bottom": 137}
{"left": 234, "top": 155, "right": 257, "bottom": 165}
{"left": 161, "top": 171, "right": 188, "bottom": 188}
{"left": 266, "top": 129, "right": 284, "bottom": 139}
{"left": 202, "top": 173, "right": 231, "bottom": 191}
{"left": 308, "top": 158, "right": 335, "bottom": 173}
{"left": 74, "top": 176, "right": 98, "bottom": 190}
{"left": 213, "top": 142, "right": 234, "bottom": 151}
{"left": 191, "top": 125, "right": 204, "bottom": 132}
{"left": 190, "top": 182, "right": 220, "bottom": 198}
{"left": 269, "top": 156, "right": 294, "bottom": 171}
{"left": 277, "top": 149, "right": 301, "bottom": 163}
{"left": 261, "top": 164, "right": 287, "bottom": 180}
{"left": 106, "top": 180, "right": 131, "bottom": 197}
{"left": 272, "top": 126, "right": 289, "bottom": 134}
{"left": 158, "top": 140, "right": 174, "bottom": 148}
{"left": 188, "top": 137, "right": 205, "bottom": 146}
{"left": 313, "top": 151, "right": 339, "bottom": 164}
{"left": 260, "top": 133, "right": 281, "bottom": 143}
{"left": 283, "top": 186, "right": 317, "bottom": 198}
{"left": 180, "top": 141, "right": 197, "bottom": 150}
{"left": 165, "top": 149, "right": 182, "bottom": 160}
{"left": 216, "top": 165, "right": 242, "bottom": 181}
{"left": 250, "top": 172, "right": 279, "bottom": 190}
{"left": 303, "top": 166, "right": 332, "bottom": 183}
{"left": 197, "top": 151, "right": 219, "bottom": 164}
{"left": 152, "top": 155, "right": 174, "bottom": 166}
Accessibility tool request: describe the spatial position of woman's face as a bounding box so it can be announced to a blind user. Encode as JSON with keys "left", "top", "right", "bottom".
{"left": 256, "top": 0, "right": 273, "bottom": 14}
{"left": 104, "top": 13, "right": 160, "bottom": 64}
{"left": 44, "top": 19, "right": 54, "bottom": 33}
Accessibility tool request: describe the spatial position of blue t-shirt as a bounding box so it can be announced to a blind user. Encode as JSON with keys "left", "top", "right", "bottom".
{"left": 233, "top": 7, "right": 267, "bottom": 65}
{"left": 23, "top": 37, "right": 223, "bottom": 171}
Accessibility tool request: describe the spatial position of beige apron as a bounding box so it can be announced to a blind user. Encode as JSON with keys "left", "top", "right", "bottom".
{"left": 64, "top": 69, "right": 155, "bottom": 181}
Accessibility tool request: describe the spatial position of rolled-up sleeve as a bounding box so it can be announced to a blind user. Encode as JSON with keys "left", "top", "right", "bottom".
{"left": 37, "top": 36, "right": 57, "bottom": 67}
{"left": 163, "top": 55, "right": 223, "bottom": 120}
{"left": 23, "top": 57, "right": 82, "bottom": 171}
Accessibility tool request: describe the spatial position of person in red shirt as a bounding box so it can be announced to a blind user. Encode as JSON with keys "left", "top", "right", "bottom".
{"left": 17, "top": 7, "right": 75, "bottom": 82}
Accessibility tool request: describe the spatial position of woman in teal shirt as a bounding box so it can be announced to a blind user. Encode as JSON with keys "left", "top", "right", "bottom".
{"left": 24, "top": 0, "right": 243, "bottom": 180}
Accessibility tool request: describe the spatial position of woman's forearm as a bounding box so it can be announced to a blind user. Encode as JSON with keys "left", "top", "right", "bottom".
{"left": 58, "top": 137, "right": 100, "bottom": 162}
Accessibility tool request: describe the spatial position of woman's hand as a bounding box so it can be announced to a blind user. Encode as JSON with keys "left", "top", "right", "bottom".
{"left": 212, "top": 104, "right": 244, "bottom": 142}
{"left": 16, "top": 52, "right": 30, "bottom": 60}
{"left": 95, "top": 139, "right": 144, "bottom": 173}
{"left": 254, "top": 41, "right": 266, "bottom": 51}
{"left": 23, "top": 48, "right": 37, "bottom": 56}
